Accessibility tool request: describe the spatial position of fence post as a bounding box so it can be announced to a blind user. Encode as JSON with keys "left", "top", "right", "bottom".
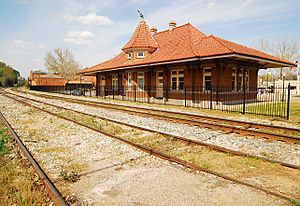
{"left": 113, "top": 86, "right": 115, "bottom": 100}
{"left": 287, "top": 83, "right": 291, "bottom": 120}
{"left": 134, "top": 85, "right": 137, "bottom": 102}
{"left": 210, "top": 86, "right": 213, "bottom": 110}
{"left": 242, "top": 85, "right": 246, "bottom": 115}
{"left": 216, "top": 85, "right": 219, "bottom": 105}
{"left": 184, "top": 86, "right": 187, "bottom": 107}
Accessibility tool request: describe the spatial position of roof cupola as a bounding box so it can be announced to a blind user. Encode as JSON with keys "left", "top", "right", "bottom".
{"left": 122, "top": 12, "right": 158, "bottom": 53}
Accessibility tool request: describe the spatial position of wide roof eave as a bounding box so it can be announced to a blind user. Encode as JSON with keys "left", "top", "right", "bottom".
{"left": 80, "top": 53, "right": 295, "bottom": 75}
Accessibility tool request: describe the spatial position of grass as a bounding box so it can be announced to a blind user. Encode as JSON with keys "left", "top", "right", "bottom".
{"left": 128, "top": 132, "right": 300, "bottom": 201}
{"left": 58, "top": 110, "right": 128, "bottom": 135}
{"left": 0, "top": 121, "right": 49, "bottom": 205}
{"left": 18, "top": 90, "right": 300, "bottom": 203}
{"left": 59, "top": 162, "right": 87, "bottom": 182}
{"left": 289, "top": 102, "right": 300, "bottom": 124}
{"left": 38, "top": 104, "right": 299, "bottom": 201}
{"left": 0, "top": 129, "right": 11, "bottom": 156}
{"left": 38, "top": 146, "right": 70, "bottom": 153}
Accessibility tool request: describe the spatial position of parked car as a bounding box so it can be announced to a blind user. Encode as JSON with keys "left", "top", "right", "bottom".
{"left": 257, "top": 87, "right": 267, "bottom": 94}
{"left": 71, "top": 89, "right": 83, "bottom": 95}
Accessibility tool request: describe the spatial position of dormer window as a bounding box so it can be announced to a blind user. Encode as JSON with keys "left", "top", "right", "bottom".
{"left": 127, "top": 52, "right": 132, "bottom": 60}
{"left": 137, "top": 51, "right": 144, "bottom": 58}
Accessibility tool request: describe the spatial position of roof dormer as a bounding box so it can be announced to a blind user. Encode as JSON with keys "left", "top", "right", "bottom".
{"left": 122, "top": 17, "right": 158, "bottom": 56}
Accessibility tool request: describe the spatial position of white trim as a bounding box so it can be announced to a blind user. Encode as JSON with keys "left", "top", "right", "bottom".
{"left": 232, "top": 68, "right": 237, "bottom": 91}
{"left": 112, "top": 74, "right": 118, "bottom": 90}
{"left": 127, "top": 52, "right": 132, "bottom": 60}
{"left": 171, "top": 69, "right": 184, "bottom": 90}
{"left": 137, "top": 72, "right": 144, "bottom": 90}
{"left": 81, "top": 54, "right": 293, "bottom": 75}
{"left": 136, "top": 51, "right": 144, "bottom": 59}
{"left": 128, "top": 72, "right": 132, "bottom": 90}
{"left": 203, "top": 67, "right": 212, "bottom": 91}
{"left": 201, "top": 54, "right": 293, "bottom": 67}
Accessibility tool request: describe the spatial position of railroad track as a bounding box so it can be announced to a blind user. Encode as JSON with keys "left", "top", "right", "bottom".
{"left": 5, "top": 91, "right": 300, "bottom": 169}
{"left": 0, "top": 112, "right": 67, "bottom": 206}
{"left": 2, "top": 91, "right": 300, "bottom": 204}
{"left": 12, "top": 89, "right": 300, "bottom": 145}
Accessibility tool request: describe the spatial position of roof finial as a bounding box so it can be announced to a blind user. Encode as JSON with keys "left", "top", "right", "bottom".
{"left": 137, "top": 10, "right": 144, "bottom": 19}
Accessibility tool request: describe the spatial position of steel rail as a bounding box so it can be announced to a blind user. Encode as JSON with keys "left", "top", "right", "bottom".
{"left": 3, "top": 93, "right": 299, "bottom": 204}
{"left": 14, "top": 90, "right": 300, "bottom": 144}
{"left": 0, "top": 112, "right": 68, "bottom": 206}
{"left": 4, "top": 92, "right": 300, "bottom": 170}
{"left": 23, "top": 90, "right": 300, "bottom": 133}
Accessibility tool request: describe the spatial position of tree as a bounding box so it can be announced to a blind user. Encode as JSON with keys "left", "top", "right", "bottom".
{"left": 0, "top": 61, "right": 20, "bottom": 87}
{"left": 18, "top": 77, "right": 29, "bottom": 87}
{"left": 257, "top": 39, "right": 299, "bottom": 80}
{"left": 45, "top": 48, "right": 81, "bottom": 81}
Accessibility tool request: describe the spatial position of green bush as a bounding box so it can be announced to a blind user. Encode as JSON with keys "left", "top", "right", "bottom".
{"left": 0, "top": 61, "right": 20, "bottom": 87}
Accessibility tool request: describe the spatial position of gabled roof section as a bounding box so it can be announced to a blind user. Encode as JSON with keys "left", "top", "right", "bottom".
{"left": 122, "top": 18, "right": 158, "bottom": 52}
{"left": 206, "top": 35, "right": 293, "bottom": 64}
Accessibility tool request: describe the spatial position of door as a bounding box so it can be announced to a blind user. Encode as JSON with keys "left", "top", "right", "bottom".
{"left": 156, "top": 71, "right": 164, "bottom": 98}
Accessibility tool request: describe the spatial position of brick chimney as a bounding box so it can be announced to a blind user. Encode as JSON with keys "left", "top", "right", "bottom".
{"left": 169, "top": 20, "right": 177, "bottom": 31}
{"left": 150, "top": 27, "right": 158, "bottom": 35}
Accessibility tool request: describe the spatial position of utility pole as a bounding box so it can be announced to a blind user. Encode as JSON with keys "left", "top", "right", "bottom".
{"left": 296, "top": 60, "right": 299, "bottom": 94}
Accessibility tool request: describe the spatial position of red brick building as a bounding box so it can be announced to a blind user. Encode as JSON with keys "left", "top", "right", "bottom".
{"left": 79, "top": 18, "right": 294, "bottom": 104}
{"left": 29, "top": 71, "right": 66, "bottom": 86}
{"left": 29, "top": 70, "right": 96, "bottom": 91}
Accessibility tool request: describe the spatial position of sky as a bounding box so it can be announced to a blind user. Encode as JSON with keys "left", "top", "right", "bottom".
{"left": 0, "top": 0, "right": 299, "bottom": 77}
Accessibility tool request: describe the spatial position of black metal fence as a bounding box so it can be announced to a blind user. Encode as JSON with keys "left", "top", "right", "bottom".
{"left": 29, "top": 84, "right": 291, "bottom": 119}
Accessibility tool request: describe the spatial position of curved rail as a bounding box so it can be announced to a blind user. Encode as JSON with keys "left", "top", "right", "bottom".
{"left": 4, "top": 92, "right": 299, "bottom": 170}
{"left": 14, "top": 90, "right": 300, "bottom": 144}
{"left": 3, "top": 92, "right": 299, "bottom": 204}
{"left": 0, "top": 112, "right": 68, "bottom": 206}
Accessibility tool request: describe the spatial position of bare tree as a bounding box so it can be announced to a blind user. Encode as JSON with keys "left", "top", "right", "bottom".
{"left": 257, "top": 39, "right": 299, "bottom": 80}
{"left": 45, "top": 48, "right": 81, "bottom": 81}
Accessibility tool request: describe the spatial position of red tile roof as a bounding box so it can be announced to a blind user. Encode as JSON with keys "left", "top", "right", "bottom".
{"left": 122, "top": 19, "right": 158, "bottom": 51}
{"left": 80, "top": 20, "right": 294, "bottom": 74}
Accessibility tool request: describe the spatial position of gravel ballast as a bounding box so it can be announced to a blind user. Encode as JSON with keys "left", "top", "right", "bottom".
{"left": 12, "top": 90, "right": 300, "bottom": 167}
{"left": 0, "top": 94, "right": 290, "bottom": 206}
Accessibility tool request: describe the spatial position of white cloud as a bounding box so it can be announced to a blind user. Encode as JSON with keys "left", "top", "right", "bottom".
{"left": 64, "top": 31, "right": 95, "bottom": 44}
{"left": 64, "top": 13, "right": 113, "bottom": 25}
{"left": 12, "top": 39, "right": 48, "bottom": 51}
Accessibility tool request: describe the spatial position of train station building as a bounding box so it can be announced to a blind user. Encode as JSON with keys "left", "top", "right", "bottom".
{"left": 79, "top": 17, "right": 295, "bottom": 105}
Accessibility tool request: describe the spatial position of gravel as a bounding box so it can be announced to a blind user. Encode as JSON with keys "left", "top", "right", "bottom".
{"left": 29, "top": 89, "right": 300, "bottom": 130}
{"left": 12, "top": 90, "right": 300, "bottom": 167}
{"left": 0, "top": 94, "right": 289, "bottom": 206}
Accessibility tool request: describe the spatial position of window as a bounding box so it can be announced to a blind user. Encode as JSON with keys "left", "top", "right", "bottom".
{"left": 232, "top": 68, "right": 237, "bottom": 91}
{"left": 127, "top": 52, "right": 132, "bottom": 60}
{"left": 128, "top": 72, "right": 132, "bottom": 90}
{"left": 236, "top": 68, "right": 249, "bottom": 91}
{"left": 245, "top": 69, "right": 249, "bottom": 90}
{"left": 137, "top": 51, "right": 144, "bottom": 58}
{"left": 123, "top": 74, "right": 126, "bottom": 86}
{"left": 137, "top": 72, "right": 144, "bottom": 90}
{"left": 112, "top": 74, "right": 118, "bottom": 90}
{"left": 237, "top": 69, "right": 243, "bottom": 91}
{"left": 203, "top": 67, "right": 212, "bottom": 90}
{"left": 171, "top": 69, "right": 184, "bottom": 90}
